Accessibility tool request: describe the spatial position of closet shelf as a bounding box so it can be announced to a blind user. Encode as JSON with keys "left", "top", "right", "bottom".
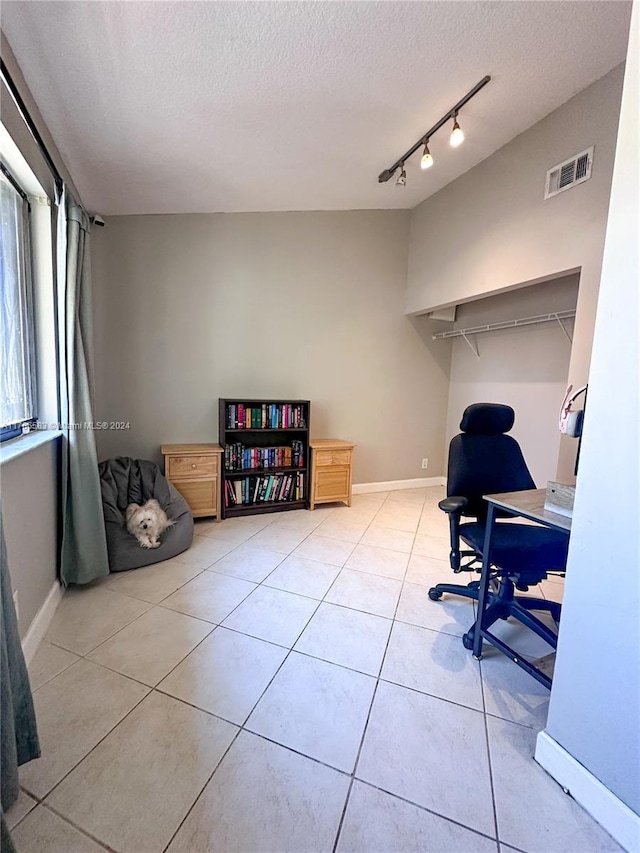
{"left": 432, "top": 310, "right": 576, "bottom": 357}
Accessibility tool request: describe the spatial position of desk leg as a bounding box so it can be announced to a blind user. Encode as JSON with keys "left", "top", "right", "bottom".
{"left": 472, "top": 504, "right": 496, "bottom": 659}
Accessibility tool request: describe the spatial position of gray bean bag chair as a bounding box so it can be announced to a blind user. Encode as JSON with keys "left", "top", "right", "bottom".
{"left": 99, "top": 457, "right": 194, "bottom": 572}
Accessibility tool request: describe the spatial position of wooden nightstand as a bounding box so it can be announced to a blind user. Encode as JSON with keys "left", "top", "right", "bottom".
{"left": 309, "top": 439, "right": 355, "bottom": 509}
{"left": 161, "top": 444, "right": 223, "bottom": 519}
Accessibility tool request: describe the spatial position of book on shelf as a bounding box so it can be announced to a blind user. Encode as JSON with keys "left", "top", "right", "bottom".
{"left": 224, "top": 440, "right": 305, "bottom": 472}
{"left": 225, "top": 403, "right": 307, "bottom": 430}
{"left": 223, "top": 472, "right": 305, "bottom": 508}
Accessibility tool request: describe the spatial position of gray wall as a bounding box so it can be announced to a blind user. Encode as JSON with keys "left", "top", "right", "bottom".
{"left": 445, "top": 274, "right": 579, "bottom": 485}
{"left": 91, "top": 210, "right": 453, "bottom": 483}
{"left": 407, "top": 65, "right": 625, "bottom": 482}
{"left": 543, "top": 9, "right": 639, "bottom": 816}
{"left": 1, "top": 440, "right": 60, "bottom": 638}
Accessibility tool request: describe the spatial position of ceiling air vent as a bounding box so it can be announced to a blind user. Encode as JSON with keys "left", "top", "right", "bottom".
{"left": 544, "top": 147, "right": 594, "bottom": 199}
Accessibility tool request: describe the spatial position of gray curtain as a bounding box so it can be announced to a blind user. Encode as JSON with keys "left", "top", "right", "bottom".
{"left": 57, "top": 189, "right": 109, "bottom": 585}
{"left": 0, "top": 508, "right": 40, "bottom": 847}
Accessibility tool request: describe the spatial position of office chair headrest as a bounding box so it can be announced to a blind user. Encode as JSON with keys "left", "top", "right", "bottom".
{"left": 460, "top": 403, "right": 515, "bottom": 435}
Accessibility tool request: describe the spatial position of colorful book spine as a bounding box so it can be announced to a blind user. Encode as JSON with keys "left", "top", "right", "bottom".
{"left": 226, "top": 403, "right": 307, "bottom": 431}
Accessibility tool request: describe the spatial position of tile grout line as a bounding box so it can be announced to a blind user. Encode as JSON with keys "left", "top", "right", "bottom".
{"left": 179, "top": 498, "right": 417, "bottom": 853}
{"left": 20, "top": 722, "right": 502, "bottom": 853}
{"left": 46, "top": 523, "right": 303, "bottom": 664}
{"left": 330, "top": 503, "right": 421, "bottom": 853}
{"left": 159, "top": 722, "right": 246, "bottom": 853}
{"left": 55, "top": 545, "right": 302, "bottom": 692}
{"left": 365, "top": 489, "right": 503, "bottom": 848}
{"left": 160, "top": 547, "right": 329, "bottom": 853}
{"left": 30, "top": 630, "right": 242, "bottom": 853}
{"left": 38, "top": 504, "right": 357, "bottom": 712}
{"left": 43, "top": 591, "right": 156, "bottom": 660}
{"left": 38, "top": 801, "right": 118, "bottom": 852}
{"left": 53, "top": 614, "right": 537, "bottom": 744}
{"left": 9, "top": 790, "right": 116, "bottom": 853}
{"left": 350, "top": 777, "right": 503, "bottom": 847}
{"left": 43, "top": 550, "right": 239, "bottom": 661}
{"left": 477, "top": 581, "right": 502, "bottom": 851}
{"left": 157, "top": 499, "right": 418, "bottom": 692}
{"left": 410, "top": 489, "right": 502, "bottom": 847}
{"left": 302, "top": 492, "right": 417, "bottom": 627}
{"left": 28, "top": 539, "right": 297, "bottom": 844}
{"left": 42, "top": 595, "right": 220, "bottom": 689}
{"left": 22, "top": 686, "right": 151, "bottom": 837}
{"left": 27, "top": 653, "right": 79, "bottom": 693}
{"left": 238, "top": 486, "right": 512, "bottom": 853}
{"left": 39, "top": 495, "right": 429, "bottom": 664}
{"left": 160, "top": 721, "right": 245, "bottom": 853}
{"left": 32, "top": 489, "right": 486, "bottom": 851}
{"left": 117, "top": 525, "right": 336, "bottom": 850}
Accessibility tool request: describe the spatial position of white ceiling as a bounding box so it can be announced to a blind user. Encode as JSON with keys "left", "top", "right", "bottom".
{"left": 2, "top": 1, "right": 631, "bottom": 215}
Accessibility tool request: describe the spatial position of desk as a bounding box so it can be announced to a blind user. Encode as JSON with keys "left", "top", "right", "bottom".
{"left": 472, "top": 488, "right": 571, "bottom": 689}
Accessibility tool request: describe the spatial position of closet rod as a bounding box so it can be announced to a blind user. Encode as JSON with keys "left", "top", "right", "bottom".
{"left": 432, "top": 310, "right": 576, "bottom": 341}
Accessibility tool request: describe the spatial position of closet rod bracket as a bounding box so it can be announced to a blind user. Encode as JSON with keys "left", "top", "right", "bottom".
{"left": 461, "top": 331, "right": 480, "bottom": 359}
{"left": 554, "top": 313, "right": 573, "bottom": 343}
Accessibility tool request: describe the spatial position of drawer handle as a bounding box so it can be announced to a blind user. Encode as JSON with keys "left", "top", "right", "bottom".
{"left": 191, "top": 463, "right": 197, "bottom": 468}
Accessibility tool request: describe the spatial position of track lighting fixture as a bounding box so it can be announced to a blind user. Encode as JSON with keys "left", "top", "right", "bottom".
{"left": 377, "top": 75, "right": 490, "bottom": 184}
{"left": 450, "top": 113, "right": 464, "bottom": 147}
{"left": 420, "top": 141, "right": 433, "bottom": 170}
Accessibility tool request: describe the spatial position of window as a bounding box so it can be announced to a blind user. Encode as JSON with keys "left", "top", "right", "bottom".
{"left": 0, "top": 165, "right": 37, "bottom": 441}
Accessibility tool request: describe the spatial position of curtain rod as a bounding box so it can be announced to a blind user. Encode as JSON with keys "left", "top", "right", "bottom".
{"left": 0, "top": 161, "right": 28, "bottom": 201}
{"left": 1, "top": 58, "right": 64, "bottom": 195}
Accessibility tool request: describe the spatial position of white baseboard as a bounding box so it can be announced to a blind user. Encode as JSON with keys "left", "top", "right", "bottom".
{"left": 535, "top": 730, "right": 640, "bottom": 852}
{"left": 21, "top": 580, "right": 64, "bottom": 666}
{"left": 352, "top": 477, "right": 446, "bottom": 495}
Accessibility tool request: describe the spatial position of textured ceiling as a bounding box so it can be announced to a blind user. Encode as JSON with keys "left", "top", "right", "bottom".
{"left": 1, "top": 1, "right": 632, "bottom": 215}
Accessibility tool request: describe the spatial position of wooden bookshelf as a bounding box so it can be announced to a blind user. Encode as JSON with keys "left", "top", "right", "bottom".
{"left": 219, "top": 399, "right": 310, "bottom": 519}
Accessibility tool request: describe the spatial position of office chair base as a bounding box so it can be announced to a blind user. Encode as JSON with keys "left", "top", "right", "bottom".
{"left": 429, "top": 581, "right": 560, "bottom": 621}
{"left": 428, "top": 581, "right": 480, "bottom": 602}
{"left": 469, "top": 628, "right": 555, "bottom": 690}
{"left": 462, "top": 588, "right": 559, "bottom": 659}
{"left": 428, "top": 578, "right": 502, "bottom": 602}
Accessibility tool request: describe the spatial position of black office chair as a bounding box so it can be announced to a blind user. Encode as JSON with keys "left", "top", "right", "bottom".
{"left": 428, "top": 403, "right": 568, "bottom": 653}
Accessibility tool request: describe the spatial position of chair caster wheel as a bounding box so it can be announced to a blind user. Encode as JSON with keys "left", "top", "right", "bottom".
{"left": 462, "top": 631, "right": 474, "bottom": 650}
{"left": 428, "top": 588, "right": 443, "bottom": 601}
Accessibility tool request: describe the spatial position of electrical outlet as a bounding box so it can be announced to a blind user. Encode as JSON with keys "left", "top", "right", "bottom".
{"left": 12, "top": 590, "right": 19, "bottom": 621}
{"left": 421, "top": 458, "right": 429, "bottom": 469}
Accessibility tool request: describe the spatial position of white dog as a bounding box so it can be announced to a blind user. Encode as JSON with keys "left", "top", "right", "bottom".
{"left": 125, "top": 499, "right": 173, "bottom": 549}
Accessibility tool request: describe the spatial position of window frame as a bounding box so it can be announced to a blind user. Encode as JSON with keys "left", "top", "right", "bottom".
{"left": 1, "top": 160, "right": 38, "bottom": 442}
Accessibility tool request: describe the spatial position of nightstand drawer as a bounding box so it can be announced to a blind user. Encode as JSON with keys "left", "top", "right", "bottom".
{"left": 315, "top": 449, "right": 351, "bottom": 467}
{"left": 172, "top": 479, "right": 217, "bottom": 514}
{"left": 314, "top": 467, "right": 350, "bottom": 501}
{"left": 168, "top": 455, "right": 218, "bottom": 478}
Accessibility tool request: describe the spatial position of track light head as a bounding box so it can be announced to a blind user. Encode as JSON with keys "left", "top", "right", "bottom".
{"left": 377, "top": 75, "right": 489, "bottom": 185}
{"left": 450, "top": 114, "right": 464, "bottom": 147}
{"left": 420, "top": 141, "right": 434, "bottom": 170}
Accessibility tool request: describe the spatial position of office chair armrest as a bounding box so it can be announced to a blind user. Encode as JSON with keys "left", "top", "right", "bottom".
{"left": 438, "top": 496, "right": 468, "bottom": 514}
{"left": 438, "top": 496, "right": 468, "bottom": 572}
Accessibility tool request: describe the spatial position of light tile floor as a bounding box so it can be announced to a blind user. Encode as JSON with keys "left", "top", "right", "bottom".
{"left": 8, "top": 487, "right": 622, "bottom": 853}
